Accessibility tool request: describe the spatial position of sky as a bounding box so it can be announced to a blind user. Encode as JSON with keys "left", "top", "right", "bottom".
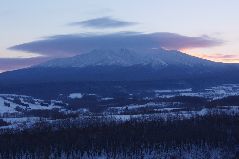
{"left": 1, "top": 0, "right": 239, "bottom": 72}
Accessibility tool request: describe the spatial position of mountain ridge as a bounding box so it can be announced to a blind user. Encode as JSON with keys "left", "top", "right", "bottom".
{"left": 0, "top": 48, "right": 239, "bottom": 84}
{"left": 37, "top": 48, "right": 218, "bottom": 69}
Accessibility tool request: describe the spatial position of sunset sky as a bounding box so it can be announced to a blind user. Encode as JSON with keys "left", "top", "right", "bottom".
{"left": 1, "top": 0, "right": 239, "bottom": 72}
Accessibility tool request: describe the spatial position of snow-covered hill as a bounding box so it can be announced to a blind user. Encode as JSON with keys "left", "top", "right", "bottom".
{"left": 38, "top": 48, "right": 217, "bottom": 68}
{"left": 1, "top": 48, "right": 239, "bottom": 83}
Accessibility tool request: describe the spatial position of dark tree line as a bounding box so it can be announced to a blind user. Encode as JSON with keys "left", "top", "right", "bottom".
{"left": 0, "top": 114, "right": 238, "bottom": 158}
{"left": 0, "top": 119, "right": 9, "bottom": 127}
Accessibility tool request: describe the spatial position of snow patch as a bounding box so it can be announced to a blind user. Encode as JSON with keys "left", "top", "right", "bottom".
{"left": 69, "top": 93, "right": 83, "bottom": 99}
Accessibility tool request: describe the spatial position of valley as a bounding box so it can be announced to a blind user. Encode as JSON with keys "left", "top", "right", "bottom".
{"left": 1, "top": 83, "right": 239, "bottom": 131}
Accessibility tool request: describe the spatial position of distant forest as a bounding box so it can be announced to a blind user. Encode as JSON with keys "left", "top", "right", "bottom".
{"left": 0, "top": 114, "right": 238, "bottom": 158}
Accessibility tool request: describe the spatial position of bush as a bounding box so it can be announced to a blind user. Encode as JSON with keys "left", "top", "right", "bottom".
{"left": 0, "top": 119, "right": 10, "bottom": 127}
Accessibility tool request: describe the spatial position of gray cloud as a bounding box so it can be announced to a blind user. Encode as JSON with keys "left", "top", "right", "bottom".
{"left": 9, "top": 32, "right": 223, "bottom": 58}
{"left": 69, "top": 17, "right": 137, "bottom": 28}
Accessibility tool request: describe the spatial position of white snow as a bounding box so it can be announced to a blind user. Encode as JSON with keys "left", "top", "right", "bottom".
{"left": 38, "top": 48, "right": 216, "bottom": 69}
{"left": 0, "top": 97, "right": 18, "bottom": 113}
{"left": 39, "top": 49, "right": 168, "bottom": 68}
{"left": 155, "top": 84, "right": 239, "bottom": 100}
{"left": 69, "top": 93, "right": 83, "bottom": 99}
{"left": 101, "top": 97, "right": 114, "bottom": 100}
{"left": 0, "top": 94, "right": 62, "bottom": 115}
{"left": 155, "top": 88, "right": 192, "bottom": 93}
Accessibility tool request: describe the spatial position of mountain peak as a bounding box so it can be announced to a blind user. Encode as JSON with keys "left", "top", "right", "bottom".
{"left": 1, "top": 48, "right": 238, "bottom": 83}
{"left": 37, "top": 48, "right": 216, "bottom": 68}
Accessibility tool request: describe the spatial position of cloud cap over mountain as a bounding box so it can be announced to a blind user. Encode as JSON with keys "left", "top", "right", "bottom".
{"left": 9, "top": 32, "right": 223, "bottom": 58}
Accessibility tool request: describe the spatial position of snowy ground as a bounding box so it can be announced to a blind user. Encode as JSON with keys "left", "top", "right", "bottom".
{"left": 0, "top": 94, "right": 63, "bottom": 114}
{"left": 1, "top": 84, "right": 239, "bottom": 130}
{"left": 106, "top": 106, "right": 239, "bottom": 121}
{"left": 155, "top": 84, "right": 239, "bottom": 99}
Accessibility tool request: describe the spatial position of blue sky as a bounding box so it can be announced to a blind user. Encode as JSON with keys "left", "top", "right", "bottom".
{"left": 1, "top": 0, "right": 239, "bottom": 71}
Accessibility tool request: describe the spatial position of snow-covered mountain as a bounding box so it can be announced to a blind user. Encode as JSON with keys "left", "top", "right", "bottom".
{"left": 0, "top": 48, "right": 239, "bottom": 84}
{"left": 38, "top": 48, "right": 216, "bottom": 68}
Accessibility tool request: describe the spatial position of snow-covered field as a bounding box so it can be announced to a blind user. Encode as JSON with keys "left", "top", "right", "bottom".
{"left": 0, "top": 94, "right": 62, "bottom": 114}
{"left": 1, "top": 84, "right": 239, "bottom": 131}
{"left": 155, "top": 84, "right": 239, "bottom": 99}
{"left": 0, "top": 94, "right": 67, "bottom": 130}
{"left": 106, "top": 106, "right": 239, "bottom": 121}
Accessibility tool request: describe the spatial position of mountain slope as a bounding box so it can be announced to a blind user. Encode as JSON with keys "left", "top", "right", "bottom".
{"left": 0, "top": 48, "right": 239, "bottom": 84}
{"left": 38, "top": 48, "right": 216, "bottom": 68}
